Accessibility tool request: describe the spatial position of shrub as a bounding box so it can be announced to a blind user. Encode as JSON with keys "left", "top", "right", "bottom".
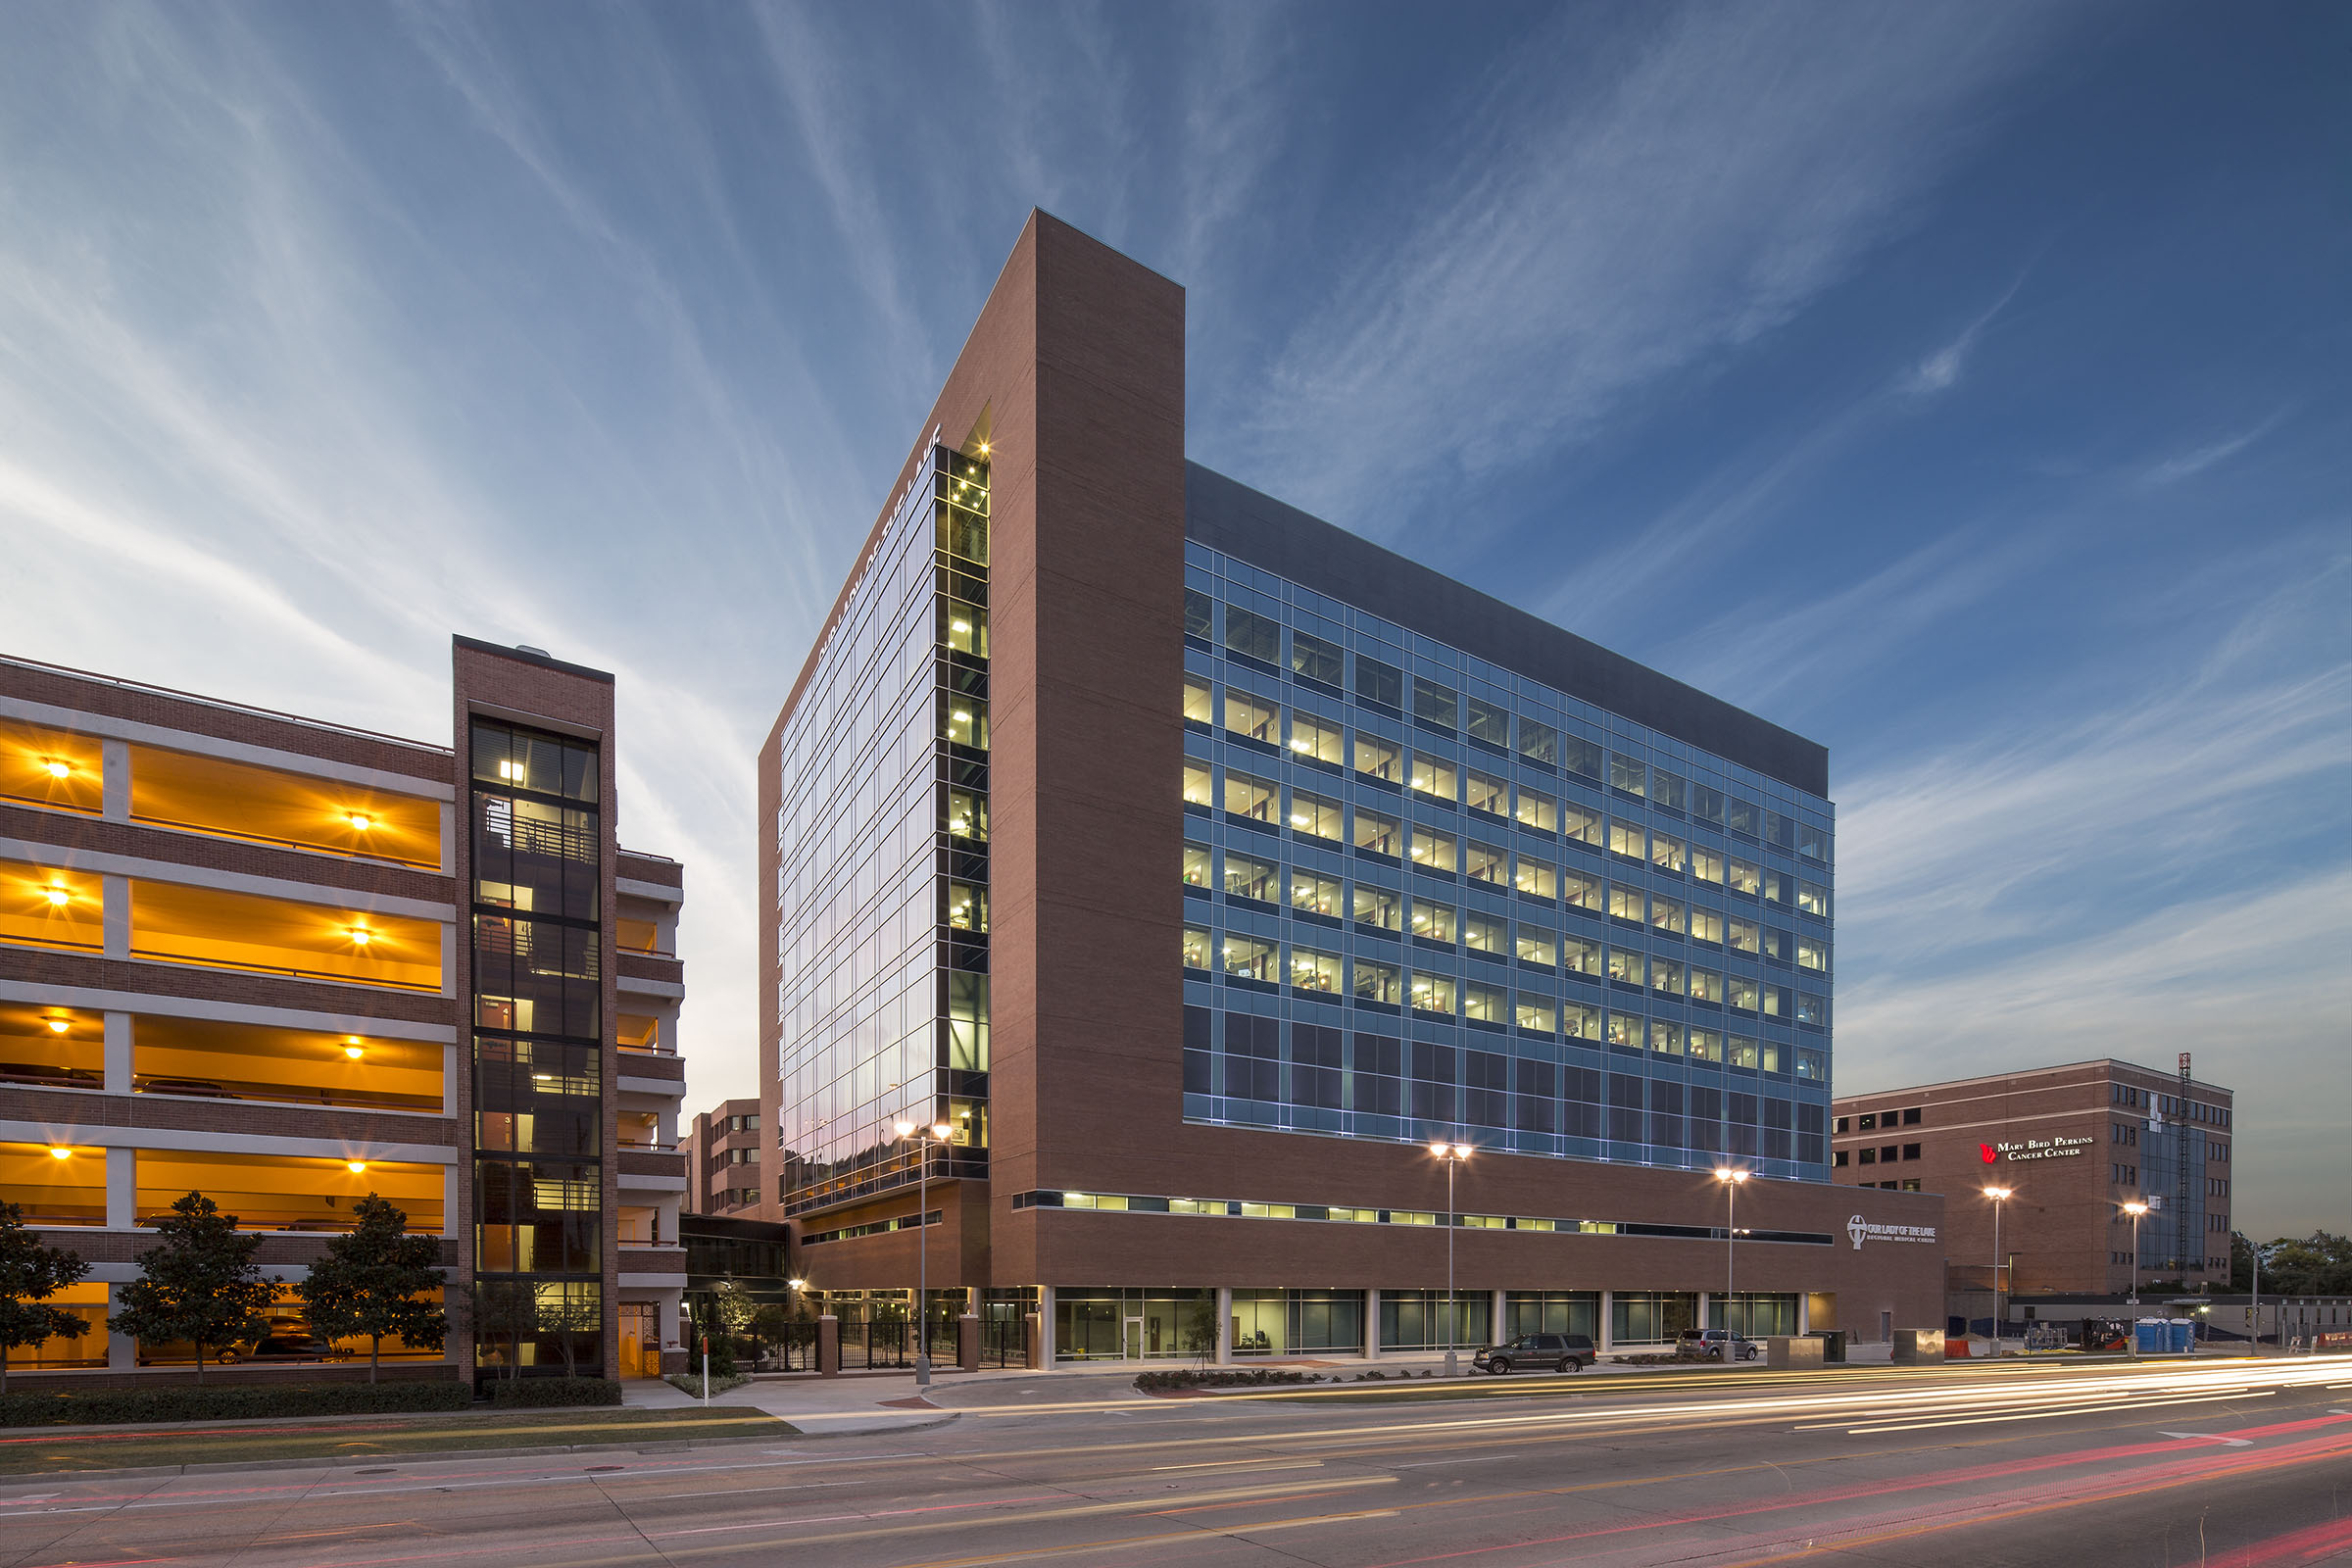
{"left": 1134, "top": 1368, "right": 1323, "bottom": 1393}
{"left": 489, "top": 1377, "right": 623, "bottom": 1408}
{"left": 0, "top": 1380, "right": 471, "bottom": 1427}
{"left": 664, "top": 1371, "right": 752, "bottom": 1397}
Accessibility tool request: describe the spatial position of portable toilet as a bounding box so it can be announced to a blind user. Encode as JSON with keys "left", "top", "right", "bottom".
{"left": 2167, "top": 1319, "right": 2195, "bottom": 1353}
{"left": 2134, "top": 1319, "right": 2166, "bottom": 1353}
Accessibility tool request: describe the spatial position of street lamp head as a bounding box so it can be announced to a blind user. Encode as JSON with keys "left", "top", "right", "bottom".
{"left": 2123, "top": 1200, "right": 2148, "bottom": 1216}
{"left": 894, "top": 1120, "right": 916, "bottom": 1139}
{"left": 1984, "top": 1186, "right": 2013, "bottom": 1201}
{"left": 1714, "top": 1167, "right": 1749, "bottom": 1184}
{"left": 929, "top": 1122, "right": 953, "bottom": 1142}
{"left": 788, "top": 1278, "right": 808, "bottom": 1290}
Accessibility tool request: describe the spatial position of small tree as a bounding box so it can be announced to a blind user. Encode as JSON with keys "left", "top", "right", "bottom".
{"left": 710, "top": 1277, "right": 756, "bottom": 1367}
{"left": 749, "top": 1302, "right": 792, "bottom": 1370}
{"left": 294, "top": 1194, "right": 448, "bottom": 1383}
{"left": 471, "top": 1277, "right": 538, "bottom": 1381}
{"left": 1182, "top": 1289, "right": 1218, "bottom": 1369}
{"left": 537, "top": 1287, "right": 602, "bottom": 1377}
{"left": 107, "top": 1193, "right": 273, "bottom": 1384}
{"left": 0, "top": 1200, "right": 92, "bottom": 1396}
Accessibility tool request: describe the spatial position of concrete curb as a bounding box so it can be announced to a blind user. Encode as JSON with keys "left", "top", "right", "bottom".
{"left": 0, "top": 1411, "right": 959, "bottom": 1486}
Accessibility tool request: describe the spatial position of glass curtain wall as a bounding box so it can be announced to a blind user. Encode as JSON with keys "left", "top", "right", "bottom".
{"left": 1180, "top": 545, "right": 1835, "bottom": 1183}
{"left": 777, "top": 446, "right": 993, "bottom": 1216}
{"left": 469, "top": 719, "right": 605, "bottom": 1381}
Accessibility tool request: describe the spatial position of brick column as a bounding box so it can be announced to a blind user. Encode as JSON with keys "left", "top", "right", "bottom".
{"left": 957, "top": 1314, "right": 979, "bottom": 1373}
{"left": 817, "top": 1314, "right": 840, "bottom": 1377}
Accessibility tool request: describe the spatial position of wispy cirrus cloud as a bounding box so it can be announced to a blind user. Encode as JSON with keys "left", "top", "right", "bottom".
{"left": 1216, "top": 1, "right": 2082, "bottom": 536}
{"left": 2141, "top": 409, "right": 2291, "bottom": 487}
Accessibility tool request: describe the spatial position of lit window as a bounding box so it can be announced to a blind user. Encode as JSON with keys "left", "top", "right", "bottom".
{"left": 1182, "top": 841, "right": 1212, "bottom": 888}
{"left": 1651, "top": 957, "right": 1686, "bottom": 996}
{"left": 1606, "top": 1010, "right": 1642, "bottom": 1048}
{"left": 1223, "top": 690, "right": 1279, "bottom": 746}
{"left": 1352, "top": 957, "right": 1400, "bottom": 1004}
{"left": 1515, "top": 856, "right": 1557, "bottom": 900}
{"left": 1351, "top": 882, "right": 1402, "bottom": 930}
{"left": 1728, "top": 976, "right": 1760, "bottom": 1012}
{"left": 1796, "top": 993, "right": 1828, "bottom": 1027}
{"left": 1466, "top": 841, "right": 1507, "bottom": 886}
{"left": 1354, "top": 808, "right": 1401, "bottom": 858}
{"left": 1409, "top": 973, "right": 1457, "bottom": 1015}
{"left": 1463, "top": 911, "right": 1507, "bottom": 954}
{"left": 1465, "top": 771, "right": 1508, "bottom": 817}
{"left": 1410, "top": 899, "right": 1457, "bottom": 943}
{"left": 1514, "top": 786, "right": 1557, "bottom": 833}
{"left": 1564, "top": 1002, "right": 1601, "bottom": 1041}
{"left": 1797, "top": 823, "right": 1830, "bottom": 862}
{"left": 1463, "top": 981, "right": 1506, "bottom": 1022}
{"left": 1409, "top": 827, "right": 1458, "bottom": 872}
{"left": 1562, "top": 936, "right": 1602, "bottom": 977}
{"left": 1689, "top": 1028, "right": 1724, "bottom": 1064}
{"left": 1608, "top": 822, "right": 1644, "bottom": 860}
{"left": 944, "top": 881, "right": 987, "bottom": 932}
{"left": 1798, "top": 881, "right": 1831, "bottom": 918}
{"left": 1690, "top": 848, "right": 1725, "bottom": 885}
{"left": 940, "top": 599, "right": 989, "bottom": 658}
{"left": 1183, "top": 675, "right": 1212, "bottom": 725}
{"left": 1562, "top": 871, "right": 1602, "bottom": 909}
{"left": 1515, "top": 922, "right": 1558, "bottom": 966}
{"left": 1608, "top": 886, "right": 1644, "bottom": 924}
{"left": 1409, "top": 755, "right": 1457, "bottom": 803}
{"left": 1291, "top": 947, "right": 1343, "bottom": 993}
{"left": 1688, "top": 967, "right": 1723, "bottom": 1004}
{"left": 1290, "top": 789, "right": 1343, "bottom": 842}
{"left": 1515, "top": 994, "right": 1556, "bottom": 1033}
{"left": 1289, "top": 711, "right": 1345, "bottom": 765}
{"left": 1797, "top": 939, "right": 1829, "bottom": 973}
{"left": 1649, "top": 1020, "right": 1684, "bottom": 1056}
{"left": 1223, "top": 769, "right": 1277, "bottom": 822}
{"left": 1728, "top": 917, "right": 1760, "bottom": 954}
{"left": 948, "top": 787, "right": 988, "bottom": 840}
{"left": 1291, "top": 870, "right": 1344, "bottom": 918}
{"left": 1182, "top": 760, "right": 1211, "bottom": 809}
{"left": 1606, "top": 948, "right": 1645, "bottom": 987}
{"left": 1562, "top": 802, "right": 1603, "bottom": 847}
{"left": 1222, "top": 935, "right": 1278, "bottom": 982}
{"left": 1222, "top": 852, "right": 1280, "bottom": 904}
{"left": 1727, "top": 858, "right": 1762, "bottom": 896}
{"left": 941, "top": 695, "right": 988, "bottom": 750}
{"left": 1728, "top": 1037, "right": 1760, "bottom": 1069}
{"left": 1689, "top": 908, "right": 1724, "bottom": 945}
{"left": 1648, "top": 896, "right": 1685, "bottom": 936}
{"left": 1649, "top": 832, "right": 1688, "bottom": 874}
{"left": 1352, "top": 733, "right": 1402, "bottom": 783}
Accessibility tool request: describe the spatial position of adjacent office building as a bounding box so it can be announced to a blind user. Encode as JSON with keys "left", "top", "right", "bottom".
{"left": 1832, "top": 1058, "right": 2235, "bottom": 1308}
{"left": 0, "top": 640, "right": 691, "bottom": 1385}
{"left": 760, "top": 212, "right": 1943, "bottom": 1360}
{"left": 684, "top": 1098, "right": 764, "bottom": 1215}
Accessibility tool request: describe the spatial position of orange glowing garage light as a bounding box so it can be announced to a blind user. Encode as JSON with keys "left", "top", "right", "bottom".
{"left": 43, "top": 884, "right": 70, "bottom": 906}
{"left": 43, "top": 759, "right": 73, "bottom": 779}
{"left": 343, "top": 1037, "right": 366, "bottom": 1059}
{"left": 346, "top": 812, "right": 372, "bottom": 831}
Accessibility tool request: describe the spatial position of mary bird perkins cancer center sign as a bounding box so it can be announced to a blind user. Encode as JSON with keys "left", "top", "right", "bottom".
{"left": 1979, "top": 1134, "right": 2093, "bottom": 1164}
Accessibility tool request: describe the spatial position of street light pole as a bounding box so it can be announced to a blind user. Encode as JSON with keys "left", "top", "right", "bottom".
{"left": 1714, "top": 1168, "right": 1749, "bottom": 1348}
{"left": 1984, "top": 1187, "right": 2012, "bottom": 1352}
{"left": 896, "top": 1118, "right": 955, "bottom": 1388}
{"left": 2124, "top": 1200, "right": 2148, "bottom": 1324}
{"left": 1430, "top": 1142, "right": 1470, "bottom": 1376}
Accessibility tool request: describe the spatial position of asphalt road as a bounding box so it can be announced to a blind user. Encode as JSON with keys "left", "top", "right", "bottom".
{"left": 5, "top": 1357, "right": 2350, "bottom": 1568}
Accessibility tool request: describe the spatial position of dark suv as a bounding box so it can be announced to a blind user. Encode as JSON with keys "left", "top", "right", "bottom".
{"left": 1474, "top": 1333, "right": 1595, "bottom": 1374}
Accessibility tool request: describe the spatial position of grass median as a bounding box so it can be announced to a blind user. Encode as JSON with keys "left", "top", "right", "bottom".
{"left": 0, "top": 1405, "right": 797, "bottom": 1477}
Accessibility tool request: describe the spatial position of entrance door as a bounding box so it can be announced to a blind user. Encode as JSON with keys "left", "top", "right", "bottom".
{"left": 1880, "top": 1310, "right": 1892, "bottom": 1343}
{"left": 1124, "top": 1316, "right": 1143, "bottom": 1360}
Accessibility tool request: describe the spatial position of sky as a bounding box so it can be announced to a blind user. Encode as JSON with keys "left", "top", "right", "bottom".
{"left": 1, "top": 3, "right": 2343, "bottom": 1237}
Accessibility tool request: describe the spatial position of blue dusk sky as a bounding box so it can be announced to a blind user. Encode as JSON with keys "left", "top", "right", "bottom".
{"left": 2, "top": 4, "right": 2342, "bottom": 1234}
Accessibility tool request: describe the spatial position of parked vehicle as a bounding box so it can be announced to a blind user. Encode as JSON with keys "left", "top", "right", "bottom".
{"left": 1473, "top": 1333, "right": 1595, "bottom": 1374}
{"left": 1677, "top": 1329, "right": 1759, "bottom": 1362}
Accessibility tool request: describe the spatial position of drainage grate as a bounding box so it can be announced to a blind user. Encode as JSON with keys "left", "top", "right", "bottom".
{"left": 584, "top": 1465, "right": 625, "bottom": 1473}
{"left": 354, "top": 1469, "right": 397, "bottom": 1477}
